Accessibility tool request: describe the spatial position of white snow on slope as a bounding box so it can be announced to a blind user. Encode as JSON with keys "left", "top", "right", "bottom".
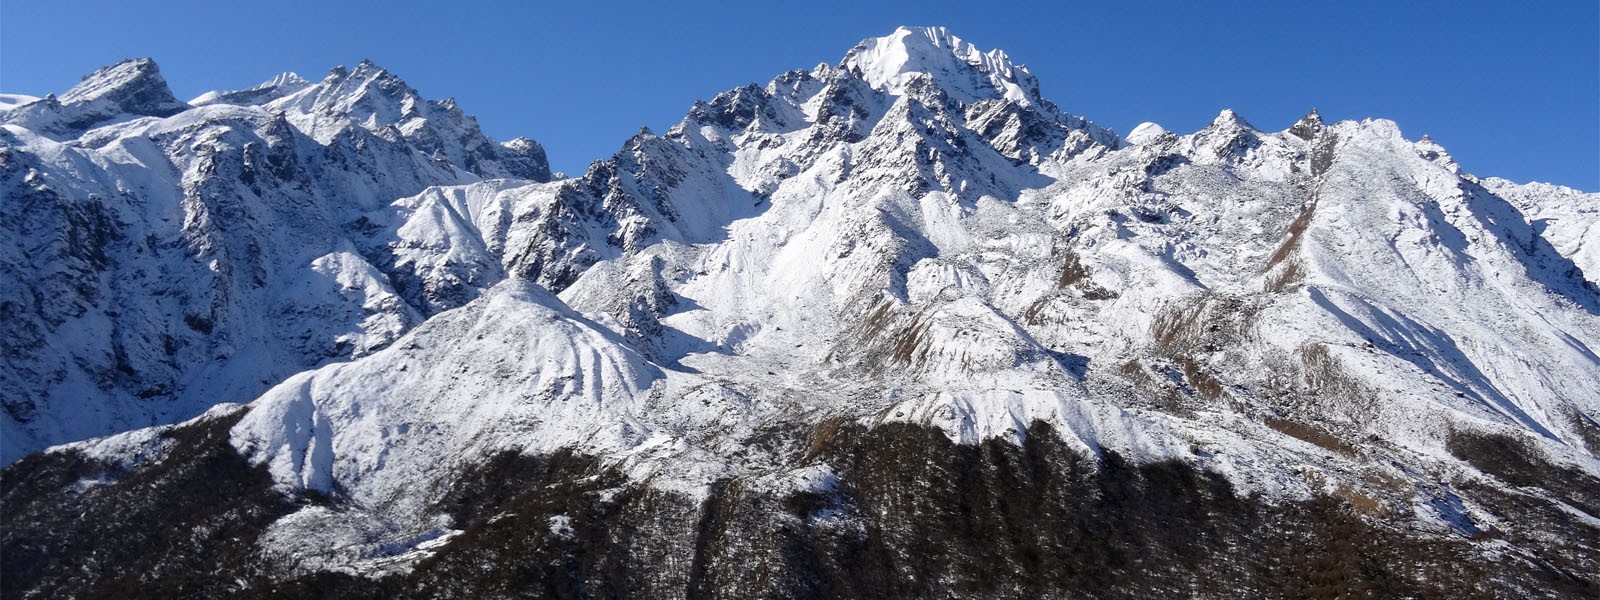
{"left": 845, "top": 26, "right": 1037, "bottom": 107}
{"left": 0, "top": 93, "right": 39, "bottom": 113}
{"left": 231, "top": 281, "right": 661, "bottom": 504}
{"left": 0, "top": 57, "right": 547, "bottom": 462}
{"left": 189, "top": 71, "right": 313, "bottom": 107}
{"left": 1482, "top": 176, "right": 1600, "bottom": 288}
{"left": 1126, "top": 122, "right": 1167, "bottom": 145}
{"left": 9, "top": 27, "right": 1600, "bottom": 573}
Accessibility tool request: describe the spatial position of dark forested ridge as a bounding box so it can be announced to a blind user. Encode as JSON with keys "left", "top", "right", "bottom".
{"left": 6, "top": 416, "right": 1593, "bottom": 599}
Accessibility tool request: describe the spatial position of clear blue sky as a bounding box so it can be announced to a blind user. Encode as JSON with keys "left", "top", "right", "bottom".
{"left": 3, "top": 1, "right": 1596, "bottom": 189}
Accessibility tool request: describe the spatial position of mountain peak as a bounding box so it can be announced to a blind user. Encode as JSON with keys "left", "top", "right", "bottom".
{"left": 842, "top": 26, "right": 1041, "bottom": 107}
{"left": 1, "top": 57, "right": 189, "bottom": 136}
{"left": 321, "top": 59, "right": 401, "bottom": 89}
{"left": 1126, "top": 121, "right": 1169, "bottom": 145}
{"left": 1209, "top": 108, "right": 1255, "bottom": 130}
{"left": 57, "top": 57, "right": 187, "bottom": 117}
{"left": 189, "top": 71, "right": 311, "bottom": 107}
{"left": 304, "top": 59, "right": 420, "bottom": 122}
{"left": 241, "top": 59, "right": 551, "bottom": 181}
{"left": 1415, "top": 133, "right": 1458, "bottom": 171}
{"left": 348, "top": 59, "right": 396, "bottom": 82}
{"left": 1288, "top": 108, "right": 1324, "bottom": 139}
{"left": 261, "top": 71, "right": 310, "bottom": 89}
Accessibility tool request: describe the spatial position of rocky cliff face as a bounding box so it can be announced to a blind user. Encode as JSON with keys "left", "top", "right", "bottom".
{"left": 3, "top": 26, "right": 1597, "bottom": 598}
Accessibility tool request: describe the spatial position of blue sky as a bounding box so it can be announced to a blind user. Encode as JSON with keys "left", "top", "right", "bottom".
{"left": 3, "top": 1, "right": 1595, "bottom": 189}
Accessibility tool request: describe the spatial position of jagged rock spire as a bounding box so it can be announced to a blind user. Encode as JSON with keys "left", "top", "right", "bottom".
{"left": 1288, "top": 108, "right": 1325, "bottom": 140}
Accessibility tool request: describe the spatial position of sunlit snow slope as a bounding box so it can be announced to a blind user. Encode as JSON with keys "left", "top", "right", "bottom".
{"left": 4, "top": 27, "right": 1598, "bottom": 593}
{"left": 1, "top": 58, "right": 549, "bottom": 461}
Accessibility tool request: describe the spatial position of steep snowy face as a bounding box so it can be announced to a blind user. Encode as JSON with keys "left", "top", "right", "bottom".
{"left": 188, "top": 62, "right": 550, "bottom": 182}
{"left": 0, "top": 59, "right": 552, "bottom": 462}
{"left": 351, "top": 30, "right": 1596, "bottom": 472}
{"left": 484, "top": 32, "right": 1133, "bottom": 392}
{"left": 231, "top": 281, "right": 662, "bottom": 506}
{"left": 1125, "top": 122, "right": 1168, "bottom": 145}
{"left": 182, "top": 83, "right": 1600, "bottom": 581}
{"left": 844, "top": 26, "right": 1041, "bottom": 106}
{"left": 844, "top": 26, "right": 1120, "bottom": 149}
{"left": 325, "top": 30, "right": 1599, "bottom": 494}
{"left": 102, "top": 31, "right": 1174, "bottom": 558}
{"left": 259, "top": 61, "right": 551, "bottom": 181}
{"left": 0, "top": 94, "right": 39, "bottom": 113}
{"left": 551, "top": 32, "right": 1599, "bottom": 495}
{"left": 1088, "top": 114, "right": 1600, "bottom": 449}
{"left": 1482, "top": 176, "right": 1600, "bottom": 288}
{"left": 2, "top": 58, "right": 190, "bottom": 137}
{"left": 56, "top": 59, "right": 188, "bottom": 112}
{"left": 188, "top": 72, "right": 313, "bottom": 108}
{"left": 438, "top": 28, "right": 1124, "bottom": 302}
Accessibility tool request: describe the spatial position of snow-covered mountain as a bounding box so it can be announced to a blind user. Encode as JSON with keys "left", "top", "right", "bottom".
{"left": 4, "top": 26, "right": 1598, "bottom": 598}
{"left": 1, "top": 58, "right": 550, "bottom": 462}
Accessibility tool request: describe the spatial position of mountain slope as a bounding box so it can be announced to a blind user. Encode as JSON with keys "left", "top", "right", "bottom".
{"left": 3, "top": 26, "right": 1598, "bottom": 598}
{"left": 0, "top": 59, "right": 551, "bottom": 461}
